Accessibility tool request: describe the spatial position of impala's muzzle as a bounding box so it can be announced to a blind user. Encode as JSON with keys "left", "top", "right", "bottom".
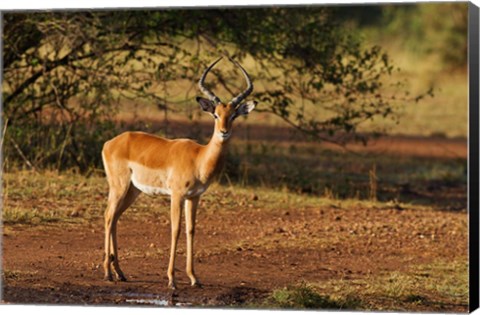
{"left": 217, "top": 130, "right": 231, "bottom": 141}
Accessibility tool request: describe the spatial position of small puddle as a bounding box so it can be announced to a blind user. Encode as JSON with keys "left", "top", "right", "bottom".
{"left": 121, "top": 292, "right": 192, "bottom": 307}
{"left": 120, "top": 292, "right": 170, "bottom": 306}
{"left": 126, "top": 298, "right": 169, "bottom": 306}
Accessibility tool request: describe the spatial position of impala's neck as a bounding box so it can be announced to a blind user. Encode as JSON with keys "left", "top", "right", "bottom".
{"left": 198, "top": 131, "right": 229, "bottom": 182}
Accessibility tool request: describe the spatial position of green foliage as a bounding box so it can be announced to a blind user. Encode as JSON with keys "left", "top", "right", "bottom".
{"left": 2, "top": 7, "right": 411, "bottom": 172}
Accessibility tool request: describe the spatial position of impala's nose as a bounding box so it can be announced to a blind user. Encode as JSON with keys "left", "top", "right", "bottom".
{"left": 217, "top": 129, "right": 231, "bottom": 141}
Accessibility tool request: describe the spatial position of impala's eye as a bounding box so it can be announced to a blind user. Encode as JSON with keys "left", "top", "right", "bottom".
{"left": 213, "top": 113, "right": 219, "bottom": 119}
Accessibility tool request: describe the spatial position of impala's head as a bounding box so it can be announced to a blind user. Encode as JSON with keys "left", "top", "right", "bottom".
{"left": 196, "top": 57, "right": 257, "bottom": 143}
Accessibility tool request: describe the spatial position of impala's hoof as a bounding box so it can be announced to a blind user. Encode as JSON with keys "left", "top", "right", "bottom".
{"left": 191, "top": 282, "right": 203, "bottom": 288}
{"left": 117, "top": 275, "right": 127, "bottom": 282}
{"left": 104, "top": 274, "right": 114, "bottom": 282}
{"left": 168, "top": 281, "right": 177, "bottom": 291}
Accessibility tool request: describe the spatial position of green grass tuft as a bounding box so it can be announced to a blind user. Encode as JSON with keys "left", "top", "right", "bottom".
{"left": 267, "top": 282, "right": 362, "bottom": 310}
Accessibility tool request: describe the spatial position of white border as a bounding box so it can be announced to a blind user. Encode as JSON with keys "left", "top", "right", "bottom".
{"left": 1, "top": 1, "right": 478, "bottom": 315}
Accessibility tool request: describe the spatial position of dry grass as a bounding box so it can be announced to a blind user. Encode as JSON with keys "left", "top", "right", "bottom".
{"left": 261, "top": 259, "right": 468, "bottom": 311}
{"left": 2, "top": 170, "right": 105, "bottom": 225}
{"left": 304, "top": 259, "right": 469, "bottom": 311}
{"left": 0, "top": 170, "right": 392, "bottom": 226}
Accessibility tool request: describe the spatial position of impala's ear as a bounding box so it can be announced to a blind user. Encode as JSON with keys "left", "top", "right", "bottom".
{"left": 196, "top": 97, "right": 216, "bottom": 113}
{"left": 235, "top": 100, "right": 257, "bottom": 117}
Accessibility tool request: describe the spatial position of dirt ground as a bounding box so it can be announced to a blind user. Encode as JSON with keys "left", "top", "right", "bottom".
{"left": 1, "top": 134, "right": 469, "bottom": 312}
{"left": 2, "top": 199, "right": 468, "bottom": 311}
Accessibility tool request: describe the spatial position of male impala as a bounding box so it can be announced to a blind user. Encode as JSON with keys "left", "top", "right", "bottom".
{"left": 101, "top": 57, "right": 256, "bottom": 289}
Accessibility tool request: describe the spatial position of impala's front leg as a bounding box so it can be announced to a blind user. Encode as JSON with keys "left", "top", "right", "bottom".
{"left": 167, "top": 193, "right": 182, "bottom": 290}
{"left": 185, "top": 197, "right": 200, "bottom": 287}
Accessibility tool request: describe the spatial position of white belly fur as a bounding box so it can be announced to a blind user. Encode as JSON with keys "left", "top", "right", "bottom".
{"left": 129, "top": 162, "right": 209, "bottom": 197}
{"left": 128, "top": 162, "right": 171, "bottom": 196}
{"left": 131, "top": 175, "right": 172, "bottom": 196}
{"left": 131, "top": 175, "right": 209, "bottom": 197}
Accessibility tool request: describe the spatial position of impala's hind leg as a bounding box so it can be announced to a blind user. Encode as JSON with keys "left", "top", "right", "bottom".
{"left": 104, "top": 181, "right": 140, "bottom": 281}
{"left": 104, "top": 183, "right": 127, "bottom": 281}
{"left": 104, "top": 191, "right": 122, "bottom": 281}
{"left": 110, "top": 183, "right": 140, "bottom": 281}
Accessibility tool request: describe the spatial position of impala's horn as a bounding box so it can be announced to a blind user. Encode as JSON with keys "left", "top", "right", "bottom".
{"left": 198, "top": 57, "right": 223, "bottom": 104}
{"left": 229, "top": 57, "right": 253, "bottom": 107}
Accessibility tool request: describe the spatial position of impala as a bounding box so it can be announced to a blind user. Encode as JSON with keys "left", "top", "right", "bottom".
{"left": 101, "top": 57, "right": 256, "bottom": 289}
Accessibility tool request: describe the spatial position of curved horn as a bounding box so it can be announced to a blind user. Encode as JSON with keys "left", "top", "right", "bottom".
{"left": 229, "top": 57, "right": 253, "bottom": 107}
{"left": 198, "top": 57, "right": 223, "bottom": 104}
